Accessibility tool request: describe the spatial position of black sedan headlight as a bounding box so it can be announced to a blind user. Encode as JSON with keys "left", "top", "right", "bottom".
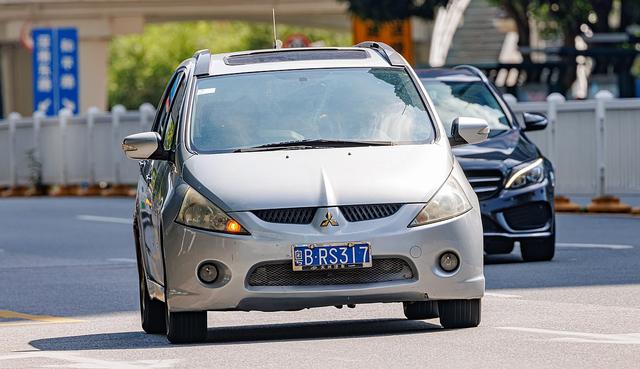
{"left": 505, "top": 158, "right": 545, "bottom": 189}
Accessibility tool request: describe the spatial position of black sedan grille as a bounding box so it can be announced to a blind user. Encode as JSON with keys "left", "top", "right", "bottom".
{"left": 339, "top": 204, "right": 402, "bottom": 222}
{"left": 247, "top": 258, "right": 414, "bottom": 287}
{"left": 252, "top": 207, "right": 316, "bottom": 225}
{"left": 503, "top": 202, "right": 552, "bottom": 230}
{"left": 464, "top": 169, "right": 504, "bottom": 200}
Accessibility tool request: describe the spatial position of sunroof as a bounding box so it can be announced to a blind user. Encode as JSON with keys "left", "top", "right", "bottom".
{"left": 224, "top": 49, "right": 369, "bottom": 66}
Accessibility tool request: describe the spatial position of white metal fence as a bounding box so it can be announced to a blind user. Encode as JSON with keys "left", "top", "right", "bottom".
{"left": 0, "top": 95, "right": 639, "bottom": 197}
{"left": 505, "top": 92, "right": 640, "bottom": 196}
{"left": 0, "top": 104, "right": 154, "bottom": 188}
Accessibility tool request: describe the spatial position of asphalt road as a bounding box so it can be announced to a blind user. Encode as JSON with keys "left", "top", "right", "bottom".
{"left": 0, "top": 198, "right": 639, "bottom": 368}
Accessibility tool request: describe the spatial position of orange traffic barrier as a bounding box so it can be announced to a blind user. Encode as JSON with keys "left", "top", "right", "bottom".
{"left": 587, "top": 195, "right": 632, "bottom": 213}
{"left": 0, "top": 186, "right": 28, "bottom": 197}
{"left": 554, "top": 196, "right": 582, "bottom": 212}
{"left": 101, "top": 184, "right": 134, "bottom": 197}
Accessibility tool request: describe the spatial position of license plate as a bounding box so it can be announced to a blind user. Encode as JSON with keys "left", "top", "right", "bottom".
{"left": 292, "top": 242, "right": 372, "bottom": 271}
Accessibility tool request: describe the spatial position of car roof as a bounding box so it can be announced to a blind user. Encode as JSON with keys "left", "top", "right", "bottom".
{"left": 201, "top": 47, "right": 394, "bottom": 76}
{"left": 415, "top": 68, "right": 483, "bottom": 82}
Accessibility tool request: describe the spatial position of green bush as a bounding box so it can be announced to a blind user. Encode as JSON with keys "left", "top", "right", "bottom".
{"left": 108, "top": 21, "right": 351, "bottom": 108}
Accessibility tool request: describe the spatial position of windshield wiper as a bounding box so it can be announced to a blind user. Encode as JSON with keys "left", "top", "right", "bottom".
{"left": 233, "top": 139, "right": 394, "bottom": 152}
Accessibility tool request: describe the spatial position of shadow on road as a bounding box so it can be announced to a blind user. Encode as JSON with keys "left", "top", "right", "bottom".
{"left": 28, "top": 318, "right": 442, "bottom": 350}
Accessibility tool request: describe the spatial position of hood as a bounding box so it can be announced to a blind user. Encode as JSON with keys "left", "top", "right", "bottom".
{"left": 183, "top": 144, "right": 453, "bottom": 211}
{"left": 453, "top": 129, "right": 540, "bottom": 171}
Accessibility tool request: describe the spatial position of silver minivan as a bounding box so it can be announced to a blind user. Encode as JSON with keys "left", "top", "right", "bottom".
{"left": 123, "top": 43, "right": 489, "bottom": 343}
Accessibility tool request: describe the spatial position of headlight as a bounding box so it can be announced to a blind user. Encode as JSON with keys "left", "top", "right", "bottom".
{"left": 176, "top": 187, "right": 249, "bottom": 235}
{"left": 409, "top": 175, "right": 472, "bottom": 227}
{"left": 505, "top": 158, "right": 545, "bottom": 189}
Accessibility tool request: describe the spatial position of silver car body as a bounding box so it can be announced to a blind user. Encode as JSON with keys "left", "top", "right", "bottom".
{"left": 135, "top": 46, "right": 485, "bottom": 313}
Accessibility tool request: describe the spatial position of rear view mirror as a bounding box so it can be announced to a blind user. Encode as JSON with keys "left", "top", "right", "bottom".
{"left": 122, "top": 132, "right": 165, "bottom": 160}
{"left": 450, "top": 117, "right": 490, "bottom": 146}
{"left": 522, "top": 112, "right": 548, "bottom": 132}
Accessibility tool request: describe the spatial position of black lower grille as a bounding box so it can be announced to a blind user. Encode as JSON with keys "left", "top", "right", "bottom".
{"left": 503, "top": 202, "right": 551, "bottom": 230}
{"left": 339, "top": 204, "right": 402, "bottom": 222}
{"left": 481, "top": 215, "right": 502, "bottom": 233}
{"left": 247, "top": 258, "right": 414, "bottom": 287}
{"left": 252, "top": 207, "right": 316, "bottom": 224}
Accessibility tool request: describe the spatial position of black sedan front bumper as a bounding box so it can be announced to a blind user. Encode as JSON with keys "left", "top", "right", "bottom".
{"left": 478, "top": 179, "right": 555, "bottom": 253}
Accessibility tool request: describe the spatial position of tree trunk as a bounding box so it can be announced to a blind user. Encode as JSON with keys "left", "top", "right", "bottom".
{"left": 500, "top": 0, "right": 532, "bottom": 64}
{"left": 558, "top": 31, "right": 579, "bottom": 96}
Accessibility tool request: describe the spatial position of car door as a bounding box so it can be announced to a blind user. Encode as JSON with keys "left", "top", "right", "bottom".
{"left": 138, "top": 70, "right": 185, "bottom": 286}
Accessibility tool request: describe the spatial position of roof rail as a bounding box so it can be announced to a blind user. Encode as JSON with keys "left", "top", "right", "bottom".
{"left": 354, "top": 41, "right": 407, "bottom": 67}
{"left": 193, "top": 49, "right": 211, "bottom": 76}
{"left": 453, "top": 65, "right": 488, "bottom": 82}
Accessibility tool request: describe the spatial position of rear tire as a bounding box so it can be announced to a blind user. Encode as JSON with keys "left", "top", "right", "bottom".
{"left": 520, "top": 231, "right": 555, "bottom": 262}
{"left": 438, "top": 299, "right": 481, "bottom": 329}
{"left": 403, "top": 301, "right": 439, "bottom": 319}
{"left": 166, "top": 309, "right": 207, "bottom": 344}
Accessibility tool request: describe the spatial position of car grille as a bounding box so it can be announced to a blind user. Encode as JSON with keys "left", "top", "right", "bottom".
{"left": 252, "top": 204, "right": 403, "bottom": 224}
{"left": 503, "top": 202, "right": 551, "bottom": 230}
{"left": 247, "top": 258, "right": 414, "bottom": 287}
{"left": 464, "top": 169, "right": 504, "bottom": 200}
{"left": 252, "top": 207, "right": 316, "bottom": 225}
{"left": 339, "top": 204, "right": 402, "bottom": 222}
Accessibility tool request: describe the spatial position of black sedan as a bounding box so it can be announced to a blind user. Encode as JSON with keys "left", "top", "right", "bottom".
{"left": 417, "top": 66, "right": 556, "bottom": 261}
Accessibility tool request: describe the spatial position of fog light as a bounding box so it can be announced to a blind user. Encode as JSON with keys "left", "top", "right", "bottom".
{"left": 439, "top": 252, "right": 459, "bottom": 272}
{"left": 198, "top": 262, "right": 219, "bottom": 284}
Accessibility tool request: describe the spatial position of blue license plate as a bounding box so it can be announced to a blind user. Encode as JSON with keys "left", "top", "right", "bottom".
{"left": 292, "top": 242, "right": 372, "bottom": 271}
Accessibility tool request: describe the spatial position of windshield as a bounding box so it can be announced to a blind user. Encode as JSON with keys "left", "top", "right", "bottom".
{"left": 190, "top": 68, "right": 435, "bottom": 152}
{"left": 420, "top": 80, "right": 511, "bottom": 137}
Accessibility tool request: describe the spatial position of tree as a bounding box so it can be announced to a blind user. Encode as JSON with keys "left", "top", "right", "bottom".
{"left": 108, "top": 21, "right": 351, "bottom": 108}
{"left": 339, "top": 0, "right": 448, "bottom": 23}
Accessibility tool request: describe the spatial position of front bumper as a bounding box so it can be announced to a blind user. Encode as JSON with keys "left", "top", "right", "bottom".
{"left": 162, "top": 204, "right": 485, "bottom": 312}
{"left": 479, "top": 179, "right": 555, "bottom": 243}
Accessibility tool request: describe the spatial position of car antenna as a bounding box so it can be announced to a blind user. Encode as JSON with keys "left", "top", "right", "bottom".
{"left": 272, "top": 8, "right": 283, "bottom": 49}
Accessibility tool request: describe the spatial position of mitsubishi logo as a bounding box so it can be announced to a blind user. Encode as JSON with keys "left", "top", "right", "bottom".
{"left": 320, "top": 211, "right": 339, "bottom": 227}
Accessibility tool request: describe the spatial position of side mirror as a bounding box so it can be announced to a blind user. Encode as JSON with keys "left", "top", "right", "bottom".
{"left": 122, "top": 132, "right": 165, "bottom": 160}
{"left": 450, "top": 117, "right": 490, "bottom": 146}
{"left": 522, "top": 112, "right": 548, "bottom": 131}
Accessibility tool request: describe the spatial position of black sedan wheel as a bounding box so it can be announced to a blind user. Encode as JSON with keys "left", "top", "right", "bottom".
{"left": 520, "top": 226, "right": 556, "bottom": 262}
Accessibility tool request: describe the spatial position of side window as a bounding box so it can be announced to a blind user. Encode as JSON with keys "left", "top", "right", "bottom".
{"left": 151, "top": 71, "right": 184, "bottom": 141}
{"left": 163, "top": 75, "right": 187, "bottom": 151}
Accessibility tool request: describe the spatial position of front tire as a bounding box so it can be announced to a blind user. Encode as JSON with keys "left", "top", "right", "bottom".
{"left": 166, "top": 309, "right": 207, "bottom": 344}
{"left": 135, "top": 218, "right": 166, "bottom": 334}
{"left": 520, "top": 231, "right": 555, "bottom": 262}
{"left": 438, "top": 299, "right": 481, "bottom": 329}
{"left": 403, "top": 301, "right": 439, "bottom": 319}
{"left": 139, "top": 276, "right": 167, "bottom": 334}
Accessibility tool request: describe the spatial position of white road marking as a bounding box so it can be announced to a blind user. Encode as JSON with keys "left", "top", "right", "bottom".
{"left": 107, "top": 258, "right": 137, "bottom": 264}
{"left": 557, "top": 242, "right": 634, "bottom": 250}
{"left": 77, "top": 215, "right": 132, "bottom": 225}
{"left": 0, "top": 352, "right": 179, "bottom": 369}
{"left": 485, "top": 292, "right": 522, "bottom": 299}
{"left": 497, "top": 327, "right": 640, "bottom": 345}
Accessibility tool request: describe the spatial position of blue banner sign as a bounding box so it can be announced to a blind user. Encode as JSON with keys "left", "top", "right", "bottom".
{"left": 32, "top": 27, "right": 79, "bottom": 116}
